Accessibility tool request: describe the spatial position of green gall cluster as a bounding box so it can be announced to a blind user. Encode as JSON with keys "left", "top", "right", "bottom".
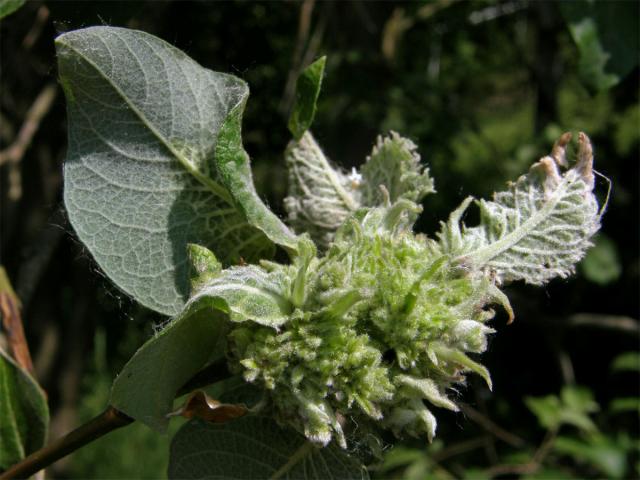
{"left": 226, "top": 200, "right": 509, "bottom": 448}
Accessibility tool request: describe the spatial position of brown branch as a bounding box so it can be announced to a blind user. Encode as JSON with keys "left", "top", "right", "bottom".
{"left": 0, "top": 358, "right": 231, "bottom": 479}
{"left": 568, "top": 313, "right": 640, "bottom": 334}
{"left": 0, "top": 84, "right": 57, "bottom": 200}
{"left": 0, "top": 407, "right": 133, "bottom": 480}
{"left": 460, "top": 403, "right": 526, "bottom": 448}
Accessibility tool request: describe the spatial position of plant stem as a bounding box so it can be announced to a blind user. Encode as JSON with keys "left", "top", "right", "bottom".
{"left": 0, "top": 406, "right": 133, "bottom": 479}
{"left": 0, "top": 359, "right": 232, "bottom": 479}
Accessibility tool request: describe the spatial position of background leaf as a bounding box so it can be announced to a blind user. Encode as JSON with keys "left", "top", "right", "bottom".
{"left": 57, "top": 26, "right": 294, "bottom": 316}
{"left": 560, "top": 0, "right": 640, "bottom": 92}
{"left": 581, "top": 234, "right": 621, "bottom": 285}
{"left": 0, "top": 350, "right": 49, "bottom": 470}
{"left": 168, "top": 415, "right": 369, "bottom": 480}
{"left": 525, "top": 386, "right": 598, "bottom": 433}
{"left": 0, "top": 0, "right": 25, "bottom": 19}
{"left": 611, "top": 352, "right": 640, "bottom": 372}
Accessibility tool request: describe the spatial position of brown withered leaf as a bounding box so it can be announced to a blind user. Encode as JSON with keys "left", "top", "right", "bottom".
{"left": 0, "top": 266, "right": 35, "bottom": 375}
{"left": 167, "top": 391, "right": 248, "bottom": 423}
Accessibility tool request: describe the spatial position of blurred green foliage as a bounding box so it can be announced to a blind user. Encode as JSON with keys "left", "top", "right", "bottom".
{"left": 0, "top": 0, "right": 637, "bottom": 478}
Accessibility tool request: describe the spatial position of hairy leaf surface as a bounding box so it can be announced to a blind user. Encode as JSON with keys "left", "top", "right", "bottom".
{"left": 168, "top": 416, "right": 369, "bottom": 479}
{"left": 57, "top": 26, "right": 295, "bottom": 316}
{"left": 0, "top": 350, "right": 49, "bottom": 469}
{"left": 434, "top": 132, "right": 600, "bottom": 284}
{"left": 284, "top": 132, "right": 359, "bottom": 249}
{"left": 360, "top": 132, "right": 435, "bottom": 206}
{"left": 285, "top": 131, "right": 433, "bottom": 249}
{"left": 186, "top": 265, "right": 292, "bottom": 327}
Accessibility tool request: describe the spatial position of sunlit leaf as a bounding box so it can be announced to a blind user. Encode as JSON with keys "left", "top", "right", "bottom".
{"left": 434, "top": 133, "right": 600, "bottom": 285}
{"left": 57, "top": 26, "right": 296, "bottom": 316}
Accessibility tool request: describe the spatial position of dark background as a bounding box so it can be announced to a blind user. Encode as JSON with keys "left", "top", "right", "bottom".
{"left": 1, "top": 1, "right": 638, "bottom": 478}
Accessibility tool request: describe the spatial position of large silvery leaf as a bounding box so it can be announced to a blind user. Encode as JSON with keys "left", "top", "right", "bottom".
{"left": 0, "top": 350, "right": 49, "bottom": 470}
{"left": 284, "top": 132, "right": 360, "bottom": 249}
{"left": 168, "top": 416, "right": 369, "bottom": 480}
{"left": 434, "top": 132, "right": 601, "bottom": 285}
{"left": 56, "top": 26, "right": 296, "bottom": 316}
{"left": 360, "top": 131, "right": 435, "bottom": 206}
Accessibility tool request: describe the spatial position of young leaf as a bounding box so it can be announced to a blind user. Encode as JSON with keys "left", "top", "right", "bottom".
{"left": 110, "top": 308, "right": 225, "bottom": 431}
{"left": 168, "top": 416, "right": 369, "bottom": 479}
{"left": 0, "top": 350, "right": 49, "bottom": 470}
{"left": 185, "top": 265, "right": 293, "bottom": 327}
{"left": 360, "top": 131, "right": 435, "bottom": 206}
{"left": 284, "top": 132, "right": 360, "bottom": 249}
{"left": 288, "top": 56, "right": 326, "bottom": 141}
{"left": 56, "top": 26, "right": 296, "bottom": 316}
{"left": 435, "top": 132, "right": 601, "bottom": 285}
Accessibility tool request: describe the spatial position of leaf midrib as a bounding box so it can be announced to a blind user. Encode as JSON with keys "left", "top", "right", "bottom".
{"left": 458, "top": 176, "right": 571, "bottom": 267}
{"left": 58, "top": 38, "right": 235, "bottom": 206}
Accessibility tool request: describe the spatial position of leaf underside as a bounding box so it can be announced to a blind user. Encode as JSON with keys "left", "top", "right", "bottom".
{"left": 436, "top": 132, "right": 600, "bottom": 285}
{"left": 57, "top": 26, "right": 295, "bottom": 316}
{"left": 168, "top": 416, "right": 369, "bottom": 480}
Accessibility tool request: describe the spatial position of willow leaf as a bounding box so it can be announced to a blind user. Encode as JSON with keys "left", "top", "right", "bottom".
{"left": 0, "top": 350, "right": 49, "bottom": 469}
{"left": 168, "top": 416, "right": 369, "bottom": 480}
{"left": 186, "top": 265, "right": 292, "bottom": 327}
{"left": 56, "top": 26, "right": 296, "bottom": 316}
{"left": 284, "top": 132, "right": 360, "bottom": 249}
{"left": 360, "top": 131, "right": 435, "bottom": 206}
{"left": 434, "top": 132, "right": 601, "bottom": 285}
{"left": 288, "top": 56, "right": 326, "bottom": 140}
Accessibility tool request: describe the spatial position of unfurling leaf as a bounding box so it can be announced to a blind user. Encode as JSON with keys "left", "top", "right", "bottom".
{"left": 57, "top": 26, "right": 296, "bottom": 316}
{"left": 185, "top": 265, "right": 292, "bottom": 327}
{"left": 168, "top": 416, "right": 369, "bottom": 480}
{"left": 434, "top": 132, "right": 601, "bottom": 285}
{"left": 167, "top": 391, "right": 247, "bottom": 423}
{"left": 288, "top": 56, "right": 326, "bottom": 140}
{"left": 360, "top": 131, "right": 435, "bottom": 206}
{"left": 284, "top": 132, "right": 360, "bottom": 249}
{"left": 285, "top": 131, "right": 432, "bottom": 249}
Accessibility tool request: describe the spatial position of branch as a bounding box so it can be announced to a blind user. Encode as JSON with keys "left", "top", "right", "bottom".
{"left": 0, "top": 407, "right": 133, "bottom": 480}
{"left": 0, "top": 83, "right": 57, "bottom": 201}
{"left": 0, "top": 359, "right": 232, "bottom": 479}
